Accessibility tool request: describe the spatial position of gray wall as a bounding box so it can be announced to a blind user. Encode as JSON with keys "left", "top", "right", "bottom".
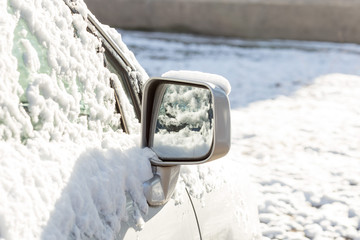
{"left": 85, "top": 0, "right": 360, "bottom": 43}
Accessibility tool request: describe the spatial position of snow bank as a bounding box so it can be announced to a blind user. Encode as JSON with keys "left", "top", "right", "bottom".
{"left": 235, "top": 74, "right": 360, "bottom": 239}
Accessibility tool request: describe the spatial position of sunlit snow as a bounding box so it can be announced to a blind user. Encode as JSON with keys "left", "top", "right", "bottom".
{"left": 0, "top": 0, "right": 258, "bottom": 239}
{"left": 121, "top": 30, "right": 360, "bottom": 240}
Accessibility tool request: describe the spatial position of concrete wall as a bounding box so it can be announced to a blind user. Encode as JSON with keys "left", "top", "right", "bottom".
{"left": 84, "top": 0, "right": 360, "bottom": 43}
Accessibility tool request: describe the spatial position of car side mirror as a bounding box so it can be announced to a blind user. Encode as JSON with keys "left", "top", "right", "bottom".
{"left": 142, "top": 74, "right": 231, "bottom": 206}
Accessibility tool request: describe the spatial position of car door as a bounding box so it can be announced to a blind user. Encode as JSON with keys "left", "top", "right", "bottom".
{"left": 118, "top": 193, "right": 200, "bottom": 240}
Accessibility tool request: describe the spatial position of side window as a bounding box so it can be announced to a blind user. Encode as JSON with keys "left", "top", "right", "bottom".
{"left": 11, "top": 12, "right": 127, "bottom": 137}
{"left": 12, "top": 6, "right": 144, "bottom": 137}
{"left": 12, "top": 18, "right": 51, "bottom": 106}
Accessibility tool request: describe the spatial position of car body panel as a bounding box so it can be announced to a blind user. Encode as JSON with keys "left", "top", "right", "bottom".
{"left": 190, "top": 183, "right": 260, "bottom": 240}
{"left": 120, "top": 194, "right": 200, "bottom": 240}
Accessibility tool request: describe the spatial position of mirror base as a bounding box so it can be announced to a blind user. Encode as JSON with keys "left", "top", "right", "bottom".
{"left": 143, "top": 164, "right": 180, "bottom": 206}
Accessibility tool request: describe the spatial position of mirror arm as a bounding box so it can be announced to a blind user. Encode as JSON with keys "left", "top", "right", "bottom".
{"left": 143, "top": 161, "right": 180, "bottom": 206}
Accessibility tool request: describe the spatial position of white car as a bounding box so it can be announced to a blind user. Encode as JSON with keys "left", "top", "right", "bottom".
{"left": 0, "top": 0, "right": 260, "bottom": 239}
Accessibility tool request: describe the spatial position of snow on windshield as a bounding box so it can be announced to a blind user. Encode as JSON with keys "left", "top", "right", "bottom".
{"left": 0, "top": 0, "right": 154, "bottom": 239}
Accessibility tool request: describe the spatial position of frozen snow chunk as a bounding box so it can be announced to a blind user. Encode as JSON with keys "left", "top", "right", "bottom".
{"left": 304, "top": 223, "right": 323, "bottom": 239}
{"left": 262, "top": 227, "right": 284, "bottom": 239}
{"left": 348, "top": 207, "right": 360, "bottom": 218}
{"left": 162, "top": 70, "right": 231, "bottom": 95}
{"left": 259, "top": 213, "right": 274, "bottom": 224}
{"left": 287, "top": 221, "right": 304, "bottom": 232}
{"left": 347, "top": 177, "right": 359, "bottom": 186}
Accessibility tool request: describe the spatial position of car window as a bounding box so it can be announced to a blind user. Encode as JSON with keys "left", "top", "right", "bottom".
{"left": 12, "top": 18, "right": 51, "bottom": 107}
{"left": 11, "top": 7, "right": 144, "bottom": 135}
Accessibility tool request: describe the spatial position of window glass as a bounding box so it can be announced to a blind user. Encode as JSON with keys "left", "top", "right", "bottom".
{"left": 12, "top": 18, "right": 51, "bottom": 104}
{"left": 11, "top": 15, "right": 124, "bottom": 132}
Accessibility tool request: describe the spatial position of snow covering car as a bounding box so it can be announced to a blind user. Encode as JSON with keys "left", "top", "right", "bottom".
{"left": 0, "top": 0, "right": 260, "bottom": 239}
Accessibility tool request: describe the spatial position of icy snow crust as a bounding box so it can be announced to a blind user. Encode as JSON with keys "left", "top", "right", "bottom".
{"left": 121, "top": 30, "right": 360, "bottom": 240}
{"left": 0, "top": 0, "right": 156, "bottom": 239}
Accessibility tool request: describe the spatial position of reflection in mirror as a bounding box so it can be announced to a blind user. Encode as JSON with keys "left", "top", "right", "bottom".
{"left": 152, "top": 84, "right": 213, "bottom": 160}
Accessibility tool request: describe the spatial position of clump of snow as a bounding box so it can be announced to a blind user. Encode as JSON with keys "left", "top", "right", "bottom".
{"left": 163, "top": 70, "right": 231, "bottom": 95}
{"left": 0, "top": 0, "right": 154, "bottom": 239}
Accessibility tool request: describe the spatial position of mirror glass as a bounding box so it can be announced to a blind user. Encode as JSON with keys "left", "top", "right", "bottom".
{"left": 152, "top": 84, "right": 213, "bottom": 160}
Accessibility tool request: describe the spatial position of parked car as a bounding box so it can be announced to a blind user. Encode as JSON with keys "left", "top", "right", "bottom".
{"left": 0, "top": 0, "right": 260, "bottom": 239}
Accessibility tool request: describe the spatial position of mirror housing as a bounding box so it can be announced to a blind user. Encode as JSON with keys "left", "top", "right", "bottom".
{"left": 141, "top": 74, "right": 231, "bottom": 206}
{"left": 141, "top": 77, "right": 231, "bottom": 166}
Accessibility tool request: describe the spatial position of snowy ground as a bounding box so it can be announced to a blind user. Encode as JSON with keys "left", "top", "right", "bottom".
{"left": 119, "top": 30, "right": 360, "bottom": 240}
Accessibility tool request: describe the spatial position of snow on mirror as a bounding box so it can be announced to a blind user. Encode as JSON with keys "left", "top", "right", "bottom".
{"left": 152, "top": 84, "right": 214, "bottom": 160}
